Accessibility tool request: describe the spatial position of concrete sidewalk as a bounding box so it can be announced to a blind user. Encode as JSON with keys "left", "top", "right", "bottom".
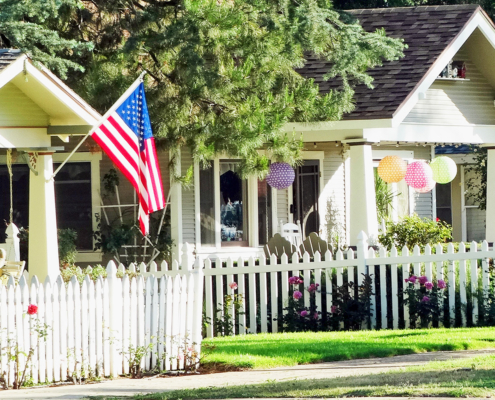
{"left": 0, "top": 349, "right": 493, "bottom": 400}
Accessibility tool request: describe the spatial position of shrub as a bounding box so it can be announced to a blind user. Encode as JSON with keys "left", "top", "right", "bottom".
{"left": 58, "top": 228, "right": 78, "bottom": 267}
{"left": 378, "top": 214, "right": 452, "bottom": 251}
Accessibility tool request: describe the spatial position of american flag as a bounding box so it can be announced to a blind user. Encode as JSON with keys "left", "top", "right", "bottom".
{"left": 91, "top": 81, "right": 165, "bottom": 235}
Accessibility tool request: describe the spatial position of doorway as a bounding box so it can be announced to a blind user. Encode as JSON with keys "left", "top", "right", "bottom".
{"left": 292, "top": 160, "right": 320, "bottom": 238}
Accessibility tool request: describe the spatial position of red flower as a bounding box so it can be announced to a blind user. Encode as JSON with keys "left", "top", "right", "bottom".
{"left": 436, "top": 217, "right": 440, "bottom": 222}
{"left": 27, "top": 304, "right": 38, "bottom": 315}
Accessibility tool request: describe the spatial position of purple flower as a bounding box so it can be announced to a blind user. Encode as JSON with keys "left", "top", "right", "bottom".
{"left": 308, "top": 283, "right": 319, "bottom": 293}
{"left": 289, "top": 276, "right": 303, "bottom": 285}
{"left": 437, "top": 279, "right": 446, "bottom": 289}
{"left": 425, "top": 282, "right": 433, "bottom": 290}
{"left": 300, "top": 310, "right": 308, "bottom": 317}
{"left": 408, "top": 275, "right": 417, "bottom": 284}
{"left": 330, "top": 305, "right": 338, "bottom": 314}
{"left": 421, "top": 296, "right": 430, "bottom": 302}
{"left": 313, "top": 312, "right": 318, "bottom": 320}
{"left": 419, "top": 276, "right": 428, "bottom": 285}
{"left": 293, "top": 290, "right": 302, "bottom": 300}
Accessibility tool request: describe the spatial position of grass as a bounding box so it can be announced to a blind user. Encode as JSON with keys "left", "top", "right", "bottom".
{"left": 127, "top": 354, "right": 495, "bottom": 399}
{"left": 201, "top": 327, "right": 495, "bottom": 370}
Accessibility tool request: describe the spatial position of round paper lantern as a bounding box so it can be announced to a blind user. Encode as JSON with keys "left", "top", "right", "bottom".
{"left": 414, "top": 177, "right": 436, "bottom": 193}
{"left": 266, "top": 162, "right": 295, "bottom": 190}
{"left": 405, "top": 161, "right": 433, "bottom": 189}
{"left": 430, "top": 156, "right": 457, "bottom": 184}
{"left": 377, "top": 155, "right": 407, "bottom": 183}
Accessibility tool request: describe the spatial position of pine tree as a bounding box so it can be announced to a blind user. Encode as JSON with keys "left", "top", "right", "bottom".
{"left": 66, "top": 1, "right": 405, "bottom": 175}
{"left": 0, "top": 0, "right": 92, "bottom": 78}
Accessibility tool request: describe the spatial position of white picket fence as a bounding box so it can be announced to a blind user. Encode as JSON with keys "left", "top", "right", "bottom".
{"left": 198, "top": 233, "right": 493, "bottom": 337}
{"left": 0, "top": 257, "right": 203, "bottom": 387}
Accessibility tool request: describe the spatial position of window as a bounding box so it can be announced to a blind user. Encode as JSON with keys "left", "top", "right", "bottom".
{"left": 0, "top": 165, "right": 29, "bottom": 241}
{"left": 54, "top": 162, "right": 93, "bottom": 250}
{"left": 199, "top": 166, "right": 215, "bottom": 246}
{"left": 436, "top": 182, "right": 452, "bottom": 225}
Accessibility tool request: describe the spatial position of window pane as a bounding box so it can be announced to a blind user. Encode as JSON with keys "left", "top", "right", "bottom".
{"left": 220, "top": 161, "right": 248, "bottom": 245}
{"left": 54, "top": 162, "right": 92, "bottom": 250}
{"left": 436, "top": 182, "right": 452, "bottom": 225}
{"left": 0, "top": 165, "right": 29, "bottom": 241}
{"left": 466, "top": 207, "right": 485, "bottom": 242}
{"left": 258, "top": 179, "right": 272, "bottom": 245}
{"left": 200, "top": 166, "right": 215, "bottom": 246}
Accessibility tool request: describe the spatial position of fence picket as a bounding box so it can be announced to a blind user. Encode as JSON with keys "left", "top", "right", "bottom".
{"left": 102, "top": 278, "right": 111, "bottom": 377}
{"left": 80, "top": 277, "right": 89, "bottom": 379}
{"left": 281, "top": 253, "right": 289, "bottom": 320}
{"left": 87, "top": 278, "right": 96, "bottom": 378}
{"left": 0, "top": 285, "right": 7, "bottom": 382}
{"left": 424, "top": 244, "right": 433, "bottom": 282}
{"left": 44, "top": 278, "right": 54, "bottom": 383}
{"left": 458, "top": 243, "right": 467, "bottom": 327}
{"left": 390, "top": 245, "right": 399, "bottom": 330}
{"left": 144, "top": 277, "right": 152, "bottom": 371}
{"left": 158, "top": 276, "right": 166, "bottom": 371}
{"left": 447, "top": 243, "right": 456, "bottom": 327}
{"left": 122, "top": 275, "right": 130, "bottom": 375}
{"left": 435, "top": 244, "right": 444, "bottom": 327}
{"left": 248, "top": 257, "right": 257, "bottom": 334}
{"left": 164, "top": 276, "right": 173, "bottom": 371}
{"left": 259, "top": 256, "right": 268, "bottom": 333}
{"left": 324, "top": 250, "right": 333, "bottom": 321}
{"left": 481, "top": 241, "right": 490, "bottom": 314}
{"left": 379, "top": 247, "right": 387, "bottom": 330}
{"left": 303, "top": 252, "right": 311, "bottom": 309}
{"left": 178, "top": 275, "right": 188, "bottom": 370}
{"left": 151, "top": 276, "right": 159, "bottom": 370}
{"left": 204, "top": 259, "right": 214, "bottom": 338}
{"left": 270, "top": 254, "right": 278, "bottom": 333}
{"left": 314, "top": 252, "right": 322, "bottom": 319}
{"left": 14, "top": 283, "right": 25, "bottom": 381}
{"left": 226, "top": 258, "right": 236, "bottom": 334}
{"left": 469, "top": 242, "right": 479, "bottom": 325}
{"left": 215, "top": 260, "right": 225, "bottom": 336}
{"left": 170, "top": 275, "right": 181, "bottom": 371}
{"left": 95, "top": 278, "right": 104, "bottom": 377}
{"left": 7, "top": 278, "right": 15, "bottom": 386}
{"left": 402, "top": 245, "right": 410, "bottom": 329}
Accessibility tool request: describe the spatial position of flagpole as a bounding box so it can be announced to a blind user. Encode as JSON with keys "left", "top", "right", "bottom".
{"left": 48, "top": 71, "right": 147, "bottom": 181}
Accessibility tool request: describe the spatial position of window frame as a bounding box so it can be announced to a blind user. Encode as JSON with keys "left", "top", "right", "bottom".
{"left": 53, "top": 151, "right": 102, "bottom": 263}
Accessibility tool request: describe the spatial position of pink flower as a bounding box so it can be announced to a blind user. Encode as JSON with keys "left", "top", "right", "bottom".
{"left": 289, "top": 276, "right": 303, "bottom": 285}
{"left": 437, "top": 279, "right": 446, "bottom": 289}
{"left": 330, "top": 305, "right": 338, "bottom": 314}
{"left": 308, "top": 283, "right": 319, "bottom": 293}
{"left": 27, "top": 304, "right": 38, "bottom": 315}
{"left": 419, "top": 276, "right": 428, "bottom": 285}
{"left": 300, "top": 310, "right": 308, "bottom": 317}
{"left": 293, "top": 290, "right": 302, "bottom": 300}
{"left": 407, "top": 275, "right": 417, "bottom": 284}
{"left": 425, "top": 282, "right": 433, "bottom": 290}
{"left": 313, "top": 312, "right": 318, "bottom": 320}
{"left": 229, "top": 282, "right": 238, "bottom": 290}
{"left": 421, "top": 296, "right": 430, "bottom": 302}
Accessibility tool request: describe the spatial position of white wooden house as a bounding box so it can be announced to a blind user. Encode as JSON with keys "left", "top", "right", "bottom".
{"left": 6, "top": 5, "right": 495, "bottom": 272}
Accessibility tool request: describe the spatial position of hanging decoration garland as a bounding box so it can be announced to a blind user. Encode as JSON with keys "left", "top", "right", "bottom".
{"left": 430, "top": 156, "right": 457, "bottom": 184}
{"left": 377, "top": 155, "right": 408, "bottom": 183}
{"left": 266, "top": 162, "right": 295, "bottom": 190}
{"left": 405, "top": 160, "right": 433, "bottom": 190}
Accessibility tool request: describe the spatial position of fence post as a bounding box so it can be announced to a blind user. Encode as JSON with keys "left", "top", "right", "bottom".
{"left": 106, "top": 260, "right": 122, "bottom": 377}
{"left": 181, "top": 243, "right": 195, "bottom": 271}
{"left": 191, "top": 257, "right": 204, "bottom": 367}
{"left": 356, "top": 231, "right": 368, "bottom": 287}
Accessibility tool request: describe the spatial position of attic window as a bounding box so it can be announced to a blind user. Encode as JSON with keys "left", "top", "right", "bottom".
{"left": 437, "top": 59, "right": 467, "bottom": 80}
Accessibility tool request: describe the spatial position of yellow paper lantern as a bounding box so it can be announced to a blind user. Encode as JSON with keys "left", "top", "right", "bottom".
{"left": 378, "top": 155, "right": 407, "bottom": 183}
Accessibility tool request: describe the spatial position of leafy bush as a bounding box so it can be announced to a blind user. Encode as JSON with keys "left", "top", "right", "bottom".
{"left": 375, "top": 171, "right": 398, "bottom": 221}
{"left": 378, "top": 214, "right": 452, "bottom": 251}
{"left": 58, "top": 228, "right": 78, "bottom": 267}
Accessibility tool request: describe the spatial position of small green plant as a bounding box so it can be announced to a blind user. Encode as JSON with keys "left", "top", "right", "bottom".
{"left": 214, "top": 282, "right": 245, "bottom": 336}
{"left": 0, "top": 304, "right": 49, "bottom": 389}
{"left": 121, "top": 341, "right": 155, "bottom": 379}
{"left": 402, "top": 275, "right": 446, "bottom": 329}
{"left": 375, "top": 170, "right": 399, "bottom": 221}
{"left": 379, "top": 214, "right": 452, "bottom": 251}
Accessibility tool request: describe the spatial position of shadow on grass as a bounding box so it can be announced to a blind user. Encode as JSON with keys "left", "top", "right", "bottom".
{"left": 133, "top": 366, "right": 495, "bottom": 400}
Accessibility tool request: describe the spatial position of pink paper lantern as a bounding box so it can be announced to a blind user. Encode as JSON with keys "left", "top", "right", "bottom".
{"left": 414, "top": 177, "right": 436, "bottom": 193}
{"left": 405, "top": 161, "right": 433, "bottom": 190}
{"left": 266, "top": 162, "right": 295, "bottom": 190}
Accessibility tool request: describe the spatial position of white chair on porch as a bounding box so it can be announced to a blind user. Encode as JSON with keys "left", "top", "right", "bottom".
{"left": 280, "top": 220, "right": 303, "bottom": 249}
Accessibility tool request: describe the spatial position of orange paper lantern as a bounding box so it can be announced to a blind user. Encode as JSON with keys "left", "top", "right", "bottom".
{"left": 377, "top": 156, "right": 407, "bottom": 183}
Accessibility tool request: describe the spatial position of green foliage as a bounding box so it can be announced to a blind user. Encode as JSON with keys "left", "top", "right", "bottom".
{"left": 378, "top": 214, "right": 452, "bottom": 251}
{"left": 63, "top": 0, "right": 404, "bottom": 176}
{"left": 60, "top": 265, "right": 108, "bottom": 284}
{"left": 0, "top": 0, "right": 92, "bottom": 78}
{"left": 102, "top": 169, "right": 120, "bottom": 195}
{"left": 465, "top": 146, "right": 487, "bottom": 210}
{"left": 374, "top": 170, "right": 398, "bottom": 222}
{"left": 58, "top": 228, "right": 78, "bottom": 267}
{"left": 214, "top": 291, "right": 245, "bottom": 336}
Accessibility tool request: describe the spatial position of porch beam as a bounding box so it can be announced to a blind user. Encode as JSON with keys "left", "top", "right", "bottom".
{"left": 47, "top": 125, "right": 93, "bottom": 135}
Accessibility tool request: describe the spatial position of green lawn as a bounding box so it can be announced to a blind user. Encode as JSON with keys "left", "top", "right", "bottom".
{"left": 132, "top": 354, "right": 495, "bottom": 399}
{"left": 201, "top": 327, "right": 495, "bottom": 370}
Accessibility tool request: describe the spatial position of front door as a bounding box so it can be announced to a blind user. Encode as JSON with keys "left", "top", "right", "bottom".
{"left": 292, "top": 160, "right": 320, "bottom": 238}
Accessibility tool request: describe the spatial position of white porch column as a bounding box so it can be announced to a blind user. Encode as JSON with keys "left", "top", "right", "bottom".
{"left": 485, "top": 148, "right": 495, "bottom": 244}
{"left": 348, "top": 144, "right": 378, "bottom": 246}
{"left": 28, "top": 153, "right": 59, "bottom": 281}
{"left": 170, "top": 150, "right": 183, "bottom": 263}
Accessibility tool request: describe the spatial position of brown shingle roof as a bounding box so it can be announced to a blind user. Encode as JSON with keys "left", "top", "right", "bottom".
{"left": 0, "top": 49, "right": 22, "bottom": 72}
{"left": 296, "top": 5, "right": 481, "bottom": 120}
